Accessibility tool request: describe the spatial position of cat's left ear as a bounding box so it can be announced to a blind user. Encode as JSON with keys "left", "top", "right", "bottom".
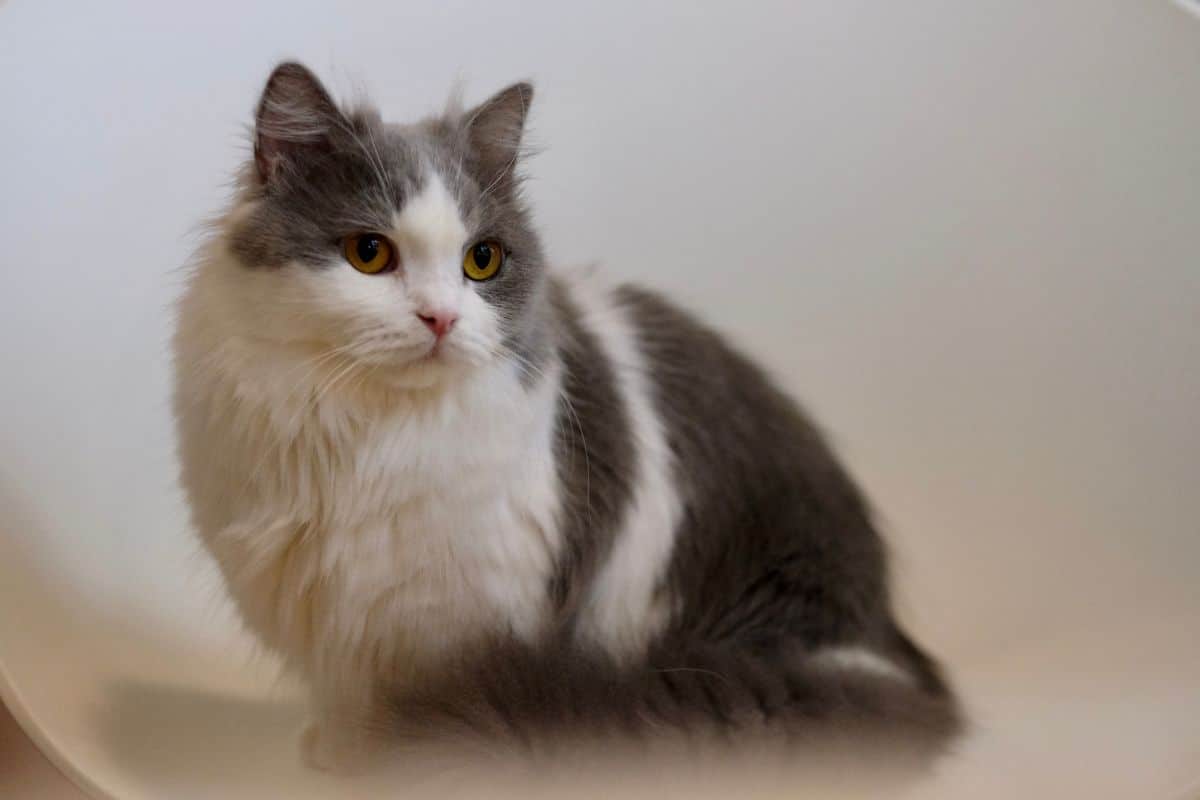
{"left": 253, "top": 62, "right": 345, "bottom": 184}
{"left": 464, "top": 82, "right": 534, "bottom": 191}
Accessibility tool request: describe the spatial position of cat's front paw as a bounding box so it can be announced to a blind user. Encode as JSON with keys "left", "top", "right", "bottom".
{"left": 301, "top": 721, "right": 373, "bottom": 775}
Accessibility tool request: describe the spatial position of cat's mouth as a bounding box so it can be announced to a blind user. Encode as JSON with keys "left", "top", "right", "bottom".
{"left": 341, "top": 333, "right": 485, "bottom": 389}
{"left": 418, "top": 339, "right": 446, "bottom": 363}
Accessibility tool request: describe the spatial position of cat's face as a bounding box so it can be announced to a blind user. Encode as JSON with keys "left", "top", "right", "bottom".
{"left": 223, "top": 63, "right": 544, "bottom": 390}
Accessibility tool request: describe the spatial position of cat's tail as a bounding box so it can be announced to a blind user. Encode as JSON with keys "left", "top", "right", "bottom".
{"left": 382, "top": 632, "right": 963, "bottom": 768}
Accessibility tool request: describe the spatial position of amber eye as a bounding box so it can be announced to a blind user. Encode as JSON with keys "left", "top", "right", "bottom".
{"left": 342, "top": 233, "right": 395, "bottom": 274}
{"left": 463, "top": 241, "right": 504, "bottom": 281}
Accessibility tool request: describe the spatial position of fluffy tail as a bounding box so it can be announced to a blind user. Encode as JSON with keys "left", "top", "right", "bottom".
{"left": 385, "top": 635, "right": 962, "bottom": 767}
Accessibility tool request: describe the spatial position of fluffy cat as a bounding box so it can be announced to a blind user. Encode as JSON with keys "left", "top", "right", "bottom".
{"left": 173, "top": 62, "right": 960, "bottom": 772}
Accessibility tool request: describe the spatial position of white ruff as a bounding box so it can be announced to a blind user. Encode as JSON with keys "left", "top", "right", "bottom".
{"left": 174, "top": 240, "right": 563, "bottom": 732}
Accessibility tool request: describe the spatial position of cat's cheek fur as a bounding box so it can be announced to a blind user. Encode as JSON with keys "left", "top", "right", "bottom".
{"left": 213, "top": 174, "right": 500, "bottom": 387}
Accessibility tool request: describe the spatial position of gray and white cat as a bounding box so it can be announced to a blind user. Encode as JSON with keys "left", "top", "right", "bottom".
{"left": 173, "top": 62, "right": 960, "bottom": 772}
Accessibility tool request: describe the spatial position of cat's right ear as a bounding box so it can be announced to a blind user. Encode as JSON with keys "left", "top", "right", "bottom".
{"left": 253, "top": 62, "right": 342, "bottom": 184}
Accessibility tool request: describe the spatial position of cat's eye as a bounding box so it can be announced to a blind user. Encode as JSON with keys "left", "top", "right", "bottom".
{"left": 463, "top": 241, "right": 504, "bottom": 282}
{"left": 342, "top": 233, "right": 395, "bottom": 274}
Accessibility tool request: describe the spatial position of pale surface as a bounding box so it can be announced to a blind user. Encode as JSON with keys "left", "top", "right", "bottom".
{"left": 1, "top": 701, "right": 87, "bottom": 799}
{"left": 1, "top": 1, "right": 1199, "bottom": 798}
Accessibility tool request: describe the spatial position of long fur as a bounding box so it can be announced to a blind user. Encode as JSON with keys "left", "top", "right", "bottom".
{"left": 174, "top": 61, "right": 962, "bottom": 773}
{"left": 388, "top": 633, "right": 961, "bottom": 767}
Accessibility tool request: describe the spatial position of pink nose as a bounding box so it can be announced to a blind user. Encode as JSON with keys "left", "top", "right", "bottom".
{"left": 417, "top": 310, "right": 458, "bottom": 338}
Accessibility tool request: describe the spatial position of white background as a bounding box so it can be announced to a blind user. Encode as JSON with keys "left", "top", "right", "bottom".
{"left": 1, "top": 2, "right": 1198, "bottom": 798}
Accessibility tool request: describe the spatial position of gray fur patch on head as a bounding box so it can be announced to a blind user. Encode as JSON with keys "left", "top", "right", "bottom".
{"left": 229, "top": 61, "right": 548, "bottom": 366}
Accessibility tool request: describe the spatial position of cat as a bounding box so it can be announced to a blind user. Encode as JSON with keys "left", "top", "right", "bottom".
{"left": 172, "top": 62, "right": 961, "bottom": 773}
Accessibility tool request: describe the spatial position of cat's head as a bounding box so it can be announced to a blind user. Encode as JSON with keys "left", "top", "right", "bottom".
{"left": 220, "top": 62, "right": 545, "bottom": 390}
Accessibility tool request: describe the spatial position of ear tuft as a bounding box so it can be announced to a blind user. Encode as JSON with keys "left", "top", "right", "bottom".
{"left": 464, "top": 82, "right": 534, "bottom": 191}
{"left": 254, "top": 62, "right": 342, "bottom": 184}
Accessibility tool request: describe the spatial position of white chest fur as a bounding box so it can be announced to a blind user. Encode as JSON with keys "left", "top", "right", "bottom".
{"left": 175, "top": 315, "right": 564, "bottom": 693}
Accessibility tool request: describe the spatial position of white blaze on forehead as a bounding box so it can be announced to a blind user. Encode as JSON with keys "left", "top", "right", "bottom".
{"left": 391, "top": 171, "right": 468, "bottom": 268}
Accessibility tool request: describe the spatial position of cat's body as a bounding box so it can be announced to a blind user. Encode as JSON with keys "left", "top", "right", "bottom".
{"left": 173, "top": 63, "right": 960, "bottom": 771}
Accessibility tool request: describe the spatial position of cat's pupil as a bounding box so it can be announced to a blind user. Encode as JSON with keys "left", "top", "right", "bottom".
{"left": 472, "top": 244, "right": 492, "bottom": 268}
{"left": 356, "top": 236, "right": 379, "bottom": 262}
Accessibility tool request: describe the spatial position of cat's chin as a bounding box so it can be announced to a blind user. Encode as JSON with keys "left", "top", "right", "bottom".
{"left": 367, "top": 353, "right": 477, "bottom": 393}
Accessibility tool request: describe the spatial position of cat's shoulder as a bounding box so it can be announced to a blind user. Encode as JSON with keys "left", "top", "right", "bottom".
{"left": 545, "top": 267, "right": 706, "bottom": 339}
